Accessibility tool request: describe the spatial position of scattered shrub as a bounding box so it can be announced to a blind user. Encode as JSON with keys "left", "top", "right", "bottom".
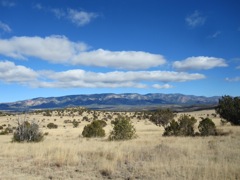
{"left": 215, "top": 95, "right": 240, "bottom": 125}
{"left": 0, "top": 126, "right": 3, "bottom": 130}
{"left": 150, "top": 109, "right": 175, "bottom": 127}
{"left": 97, "top": 120, "right": 107, "bottom": 127}
{"left": 72, "top": 120, "right": 79, "bottom": 128}
{"left": 13, "top": 120, "right": 44, "bottom": 142}
{"left": 198, "top": 118, "right": 217, "bottom": 136}
{"left": 44, "top": 132, "right": 49, "bottom": 136}
{"left": 163, "top": 115, "right": 197, "bottom": 136}
{"left": 43, "top": 110, "right": 52, "bottom": 117}
{"left": 0, "top": 127, "right": 12, "bottom": 135}
{"left": 83, "top": 116, "right": 89, "bottom": 121}
{"left": 5, "top": 127, "right": 13, "bottom": 133}
{"left": 163, "top": 120, "right": 180, "bottom": 136}
{"left": 47, "top": 122, "right": 58, "bottom": 129}
{"left": 82, "top": 120, "right": 105, "bottom": 138}
{"left": 109, "top": 116, "right": 136, "bottom": 141}
{"left": 178, "top": 115, "right": 197, "bottom": 136}
{"left": 64, "top": 119, "right": 72, "bottom": 123}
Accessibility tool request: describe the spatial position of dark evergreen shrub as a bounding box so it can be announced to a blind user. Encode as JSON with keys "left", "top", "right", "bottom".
{"left": 163, "top": 115, "right": 197, "bottom": 136}
{"left": 215, "top": 95, "right": 240, "bottom": 125}
{"left": 47, "top": 122, "right": 58, "bottom": 129}
{"left": 109, "top": 116, "right": 136, "bottom": 141}
{"left": 82, "top": 120, "right": 105, "bottom": 138}
{"left": 150, "top": 109, "right": 175, "bottom": 127}
{"left": 198, "top": 118, "right": 217, "bottom": 136}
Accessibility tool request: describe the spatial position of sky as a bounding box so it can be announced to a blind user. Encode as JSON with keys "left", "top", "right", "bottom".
{"left": 0, "top": 0, "right": 240, "bottom": 102}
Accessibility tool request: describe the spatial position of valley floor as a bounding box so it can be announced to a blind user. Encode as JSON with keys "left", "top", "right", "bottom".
{"left": 0, "top": 110, "right": 239, "bottom": 180}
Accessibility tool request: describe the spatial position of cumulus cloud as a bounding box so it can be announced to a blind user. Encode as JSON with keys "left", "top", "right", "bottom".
{"left": 0, "top": 21, "right": 12, "bottom": 33}
{"left": 0, "top": 35, "right": 88, "bottom": 62}
{"left": 152, "top": 84, "right": 173, "bottom": 89}
{"left": 173, "top": 56, "right": 228, "bottom": 71}
{"left": 185, "top": 10, "right": 206, "bottom": 27}
{"left": 72, "top": 49, "right": 166, "bottom": 69}
{"left": 36, "top": 69, "right": 205, "bottom": 88}
{"left": 225, "top": 77, "right": 240, "bottom": 82}
{"left": 0, "top": 35, "right": 166, "bottom": 70}
{"left": 0, "top": 61, "right": 38, "bottom": 83}
{"left": 0, "top": 61, "right": 205, "bottom": 88}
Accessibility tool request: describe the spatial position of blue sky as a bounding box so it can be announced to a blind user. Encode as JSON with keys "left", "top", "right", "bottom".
{"left": 0, "top": 0, "right": 240, "bottom": 102}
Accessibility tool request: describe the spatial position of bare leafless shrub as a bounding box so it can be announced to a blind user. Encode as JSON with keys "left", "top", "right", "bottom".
{"left": 13, "top": 119, "right": 44, "bottom": 142}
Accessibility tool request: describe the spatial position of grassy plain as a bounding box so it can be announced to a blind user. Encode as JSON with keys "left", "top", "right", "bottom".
{"left": 0, "top": 109, "right": 239, "bottom": 180}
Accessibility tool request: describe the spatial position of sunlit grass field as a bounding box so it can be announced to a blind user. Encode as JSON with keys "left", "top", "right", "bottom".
{"left": 0, "top": 109, "right": 239, "bottom": 179}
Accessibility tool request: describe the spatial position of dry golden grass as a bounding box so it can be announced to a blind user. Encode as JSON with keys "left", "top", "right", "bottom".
{"left": 0, "top": 109, "right": 239, "bottom": 179}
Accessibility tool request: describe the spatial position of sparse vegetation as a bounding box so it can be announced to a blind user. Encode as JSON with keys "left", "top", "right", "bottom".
{"left": 163, "top": 115, "right": 197, "bottom": 136}
{"left": 149, "top": 108, "right": 175, "bottom": 127}
{"left": 0, "top": 107, "right": 239, "bottom": 179}
{"left": 215, "top": 95, "right": 240, "bottom": 125}
{"left": 43, "top": 110, "right": 52, "bottom": 117}
{"left": 72, "top": 120, "right": 79, "bottom": 128}
{"left": 47, "top": 122, "right": 58, "bottom": 129}
{"left": 109, "top": 116, "right": 136, "bottom": 141}
{"left": 198, "top": 118, "right": 217, "bottom": 136}
{"left": 13, "top": 120, "right": 44, "bottom": 142}
{"left": 82, "top": 120, "right": 105, "bottom": 138}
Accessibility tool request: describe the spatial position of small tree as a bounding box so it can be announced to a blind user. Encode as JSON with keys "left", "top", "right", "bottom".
{"left": 149, "top": 109, "right": 175, "bottom": 127}
{"left": 13, "top": 120, "right": 44, "bottom": 142}
{"left": 47, "top": 123, "right": 58, "bottom": 129}
{"left": 163, "top": 115, "right": 197, "bottom": 136}
{"left": 72, "top": 120, "right": 79, "bottom": 128}
{"left": 82, "top": 120, "right": 105, "bottom": 138}
{"left": 198, "top": 118, "right": 217, "bottom": 136}
{"left": 215, "top": 95, "right": 240, "bottom": 125}
{"left": 163, "top": 120, "right": 180, "bottom": 136}
{"left": 178, "top": 115, "right": 197, "bottom": 136}
{"left": 109, "top": 116, "right": 136, "bottom": 141}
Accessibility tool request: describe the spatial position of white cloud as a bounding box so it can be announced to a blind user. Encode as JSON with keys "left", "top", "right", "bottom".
{"left": 37, "top": 69, "right": 205, "bottom": 88}
{"left": 152, "top": 84, "right": 173, "bottom": 89}
{"left": 0, "top": 35, "right": 166, "bottom": 70}
{"left": 225, "top": 77, "right": 240, "bottom": 82}
{"left": 1, "top": 0, "right": 15, "bottom": 7}
{"left": 236, "top": 66, "right": 240, "bottom": 69}
{"left": 33, "top": 4, "right": 97, "bottom": 27}
{"left": 185, "top": 10, "right": 206, "bottom": 27}
{"left": 0, "top": 61, "right": 205, "bottom": 88}
{"left": 67, "top": 9, "right": 98, "bottom": 26}
{"left": 72, "top": 49, "right": 166, "bottom": 69}
{"left": 173, "top": 56, "right": 228, "bottom": 71}
{"left": 0, "top": 35, "right": 88, "bottom": 62}
{"left": 0, "top": 21, "right": 12, "bottom": 33}
{"left": 0, "top": 61, "right": 38, "bottom": 83}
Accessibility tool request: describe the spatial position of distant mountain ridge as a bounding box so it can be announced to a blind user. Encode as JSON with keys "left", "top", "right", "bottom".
{"left": 0, "top": 93, "right": 220, "bottom": 111}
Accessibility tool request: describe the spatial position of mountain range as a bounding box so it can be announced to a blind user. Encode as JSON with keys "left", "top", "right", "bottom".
{"left": 0, "top": 93, "right": 220, "bottom": 111}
